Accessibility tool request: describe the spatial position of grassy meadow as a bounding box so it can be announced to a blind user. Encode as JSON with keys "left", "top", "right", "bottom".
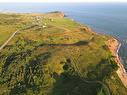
{"left": 0, "top": 12, "right": 127, "bottom": 95}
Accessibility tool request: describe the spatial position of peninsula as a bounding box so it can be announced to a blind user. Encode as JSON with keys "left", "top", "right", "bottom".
{"left": 0, "top": 11, "right": 127, "bottom": 95}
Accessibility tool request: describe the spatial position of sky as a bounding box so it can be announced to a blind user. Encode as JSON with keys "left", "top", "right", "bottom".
{"left": 0, "top": 0, "right": 127, "bottom": 3}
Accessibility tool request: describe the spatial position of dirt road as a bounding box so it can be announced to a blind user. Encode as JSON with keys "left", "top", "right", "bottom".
{"left": 0, "top": 31, "right": 18, "bottom": 51}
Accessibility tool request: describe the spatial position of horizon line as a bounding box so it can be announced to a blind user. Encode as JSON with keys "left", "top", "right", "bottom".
{"left": 0, "top": 1, "right": 127, "bottom": 3}
{"left": 0, "top": 2, "right": 127, "bottom": 3}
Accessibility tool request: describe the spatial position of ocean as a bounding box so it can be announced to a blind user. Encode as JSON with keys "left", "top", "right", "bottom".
{"left": 0, "top": 3, "right": 127, "bottom": 69}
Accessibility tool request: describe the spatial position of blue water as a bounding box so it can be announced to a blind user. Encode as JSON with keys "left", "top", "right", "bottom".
{"left": 0, "top": 3, "right": 127, "bottom": 68}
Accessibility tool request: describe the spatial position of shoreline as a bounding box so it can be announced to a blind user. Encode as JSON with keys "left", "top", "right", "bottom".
{"left": 1, "top": 11, "right": 127, "bottom": 88}
{"left": 84, "top": 24, "right": 127, "bottom": 88}
{"left": 77, "top": 17, "right": 127, "bottom": 88}
{"left": 116, "top": 43, "right": 127, "bottom": 88}
{"left": 90, "top": 24, "right": 127, "bottom": 88}
{"left": 108, "top": 38, "right": 127, "bottom": 88}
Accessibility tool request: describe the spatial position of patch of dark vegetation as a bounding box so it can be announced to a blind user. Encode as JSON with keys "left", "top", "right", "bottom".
{"left": 87, "top": 58, "right": 118, "bottom": 80}
{"left": 38, "top": 40, "right": 89, "bottom": 47}
{"left": 74, "top": 40, "right": 89, "bottom": 46}
{"left": 51, "top": 64, "right": 102, "bottom": 95}
{"left": 102, "top": 44, "right": 110, "bottom": 51}
{"left": 2, "top": 53, "right": 17, "bottom": 71}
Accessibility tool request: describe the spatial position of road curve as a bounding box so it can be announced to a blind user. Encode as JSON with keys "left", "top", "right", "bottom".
{"left": 0, "top": 31, "right": 18, "bottom": 51}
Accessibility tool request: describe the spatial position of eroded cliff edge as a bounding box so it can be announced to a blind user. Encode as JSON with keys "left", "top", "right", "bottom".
{"left": 108, "top": 38, "right": 127, "bottom": 88}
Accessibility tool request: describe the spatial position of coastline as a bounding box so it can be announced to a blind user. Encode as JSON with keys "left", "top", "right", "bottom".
{"left": 75, "top": 15, "right": 127, "bottom": 88}
{"left": 82, "top": 23, "right": 127, "bottom": 88}
{"left": 108, "top": 38, "right": 127, "bottom": 88}
{"left": 0, "top": 11, "right": 127, "bottom": 88}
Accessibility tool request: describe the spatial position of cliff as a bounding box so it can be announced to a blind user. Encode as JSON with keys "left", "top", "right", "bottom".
{"left": 108, "top": 38, "right": 127, "bottom": 88}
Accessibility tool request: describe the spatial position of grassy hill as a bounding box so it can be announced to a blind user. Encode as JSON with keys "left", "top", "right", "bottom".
{"left": 0, "top": 12, "right": 127, "bottom": 95}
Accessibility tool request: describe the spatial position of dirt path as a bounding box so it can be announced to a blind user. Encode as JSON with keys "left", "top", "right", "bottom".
{"left": 108, "top": 38, "right": 127, "bottom": 88}
{"left": 0, "top": 24, "right": 38, "bottom": 52}
{"left": 0, "top": 31, "right": 18, "bottom": 51}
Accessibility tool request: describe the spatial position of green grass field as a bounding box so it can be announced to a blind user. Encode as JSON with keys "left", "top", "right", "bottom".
{"left": 0, "top": 12, "right": 127, "bottom": 95}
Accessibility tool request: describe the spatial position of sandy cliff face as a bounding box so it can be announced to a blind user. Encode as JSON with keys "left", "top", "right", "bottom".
{"left": 108, "top": 38, "right": 127, "bottom": 88}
